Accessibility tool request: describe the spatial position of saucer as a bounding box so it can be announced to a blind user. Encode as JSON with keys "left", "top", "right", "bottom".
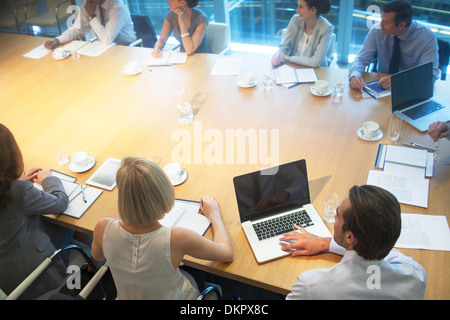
{"left": 310, "top": 86, "right": 333, "bottom": 97}
{"left": 52, "top": 51, "right": 70, "bottom": 60}
{"left": 122, "top": 68, "right": 142, "bottom": 76}
{"left": 170, "top": 168, "right": 188, "bottom": 186}
{"left": 237, "top": 79, "right": 257, "bottom": 88}
{"left": 69, "top": 156, "right": 96, "bottom": 173}
{"left": 357, "top": 127, "right": 383, "bottom": 141}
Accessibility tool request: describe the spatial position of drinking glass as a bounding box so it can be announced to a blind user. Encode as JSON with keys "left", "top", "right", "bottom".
{"left": 173, "top": 81, "right": 193, "bottom": 124}
{"left": 324, "top": 192, "right": 339, "bottom": 223}
{"left": 388, "top": 114, "right": 402, "bottom": 142}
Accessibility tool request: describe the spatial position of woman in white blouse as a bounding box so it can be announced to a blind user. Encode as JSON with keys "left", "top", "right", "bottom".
{"left": 272, "top": 0, "right": 334, "bottom": 68}
{"left": 91, "top": 156, "right": 233, "bottom": 300}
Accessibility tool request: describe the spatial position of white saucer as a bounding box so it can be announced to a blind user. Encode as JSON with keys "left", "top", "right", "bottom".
{"left": 69, "top": 157, "right": 96, "bottom": 173}
{"left": 237, "top": 79, "right": 257, "bottom": 88}
{"left": 310, "top": 86, "right": 333, "bottom": 97}
{"left": 170, "top": 168, "right": 188, "bottom": 186}
{"left": 357, "top": 127, "right": 383, "bottom": 141}
{"left": 52, "top": 52, "right": 71, "bottom": 60}
{"left": 122, "top": 68, "right": 142, "bottom": 76}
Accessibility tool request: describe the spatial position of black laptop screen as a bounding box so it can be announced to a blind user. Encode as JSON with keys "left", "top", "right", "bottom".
{"left": 233, "top": 160, "right": 310, "bottom": 223}
{"left": 391, "top": 62, "right": 433, "bottom": 112}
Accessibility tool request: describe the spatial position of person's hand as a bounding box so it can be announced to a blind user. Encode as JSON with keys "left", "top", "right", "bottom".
{"left": 44, "top": 39, "right": 60, "bottom": 50}
{"left": 428, "top": 121, "right": 450, "bottom": 142}
{"left": 19, "top": 167, "right": 42, "bottom": 182}
{"left": 151, "top": 47, "right": 162, "bottom": 58}
{"left": 279, "top": 224, "right": 331, "bottom": 256}
{"left": 349, "top": 76, "right": 365, "bottom": 91}
{"left": 34, "top": 169, "right": 52, "bottom": 185}
{"left": 173, "top": 5, "right": 186, "bottom": 19}
{"left": 377, "top": 76, "right": 391, "bottom": 90}
{"left": 199, "top": 196, "right": 221, "bottom": 221}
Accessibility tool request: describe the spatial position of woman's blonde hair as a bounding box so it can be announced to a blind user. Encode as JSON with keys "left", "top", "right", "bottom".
{"left": 116, "top": 156, "right": 175, "bottom": 225}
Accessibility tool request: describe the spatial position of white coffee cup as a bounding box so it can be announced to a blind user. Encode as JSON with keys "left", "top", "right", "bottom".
{"left": 123, "top": 61, "right": 139, "bottom": 74}
{"left": 163, "top": 163, "right": 183, "bottom": 182}
{"left": 314, "top": 80, "right": 329, "bottom": 95}
{"left": 52, "top": 48, "right": 67, "bottom": 59}
{"left": 71, "top": 151, "right": 90, "bottom": 168}
{"left": 362, "top": 121, "right": 379, "bottom": 139}
{"left": 240, "top": 72, "right": 254, "bottom": 85}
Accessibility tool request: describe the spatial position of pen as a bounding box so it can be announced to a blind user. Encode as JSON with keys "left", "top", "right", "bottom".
{"left": 81, "top": 185, "right": 87, "bottom": 203}
{"left": 404, "top": 142, "right": 436, "bottom": 152}
{"left": 146, "top": 63, "right": 172, "bottom": 67}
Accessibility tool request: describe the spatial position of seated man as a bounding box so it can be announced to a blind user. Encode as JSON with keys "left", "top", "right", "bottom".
{"left": 45, "top": 0, "right": 136, "bottom": 49}
{"left": 349, "top": 0, "right": 439, "bottom": 90}
{"left": 281, "top": 185, "right": 426, "bottom": 299}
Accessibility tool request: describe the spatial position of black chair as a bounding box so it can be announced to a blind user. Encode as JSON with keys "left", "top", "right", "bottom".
{"left": 130, "top": 14, "right": 157, "bottom": 48}
{"left": 437, "top": 39, "right": 449, "bottom": 81}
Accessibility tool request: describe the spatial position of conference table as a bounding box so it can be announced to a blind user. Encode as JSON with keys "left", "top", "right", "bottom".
{"left": 1, "top": 32, "right": 449, "bottom": 299}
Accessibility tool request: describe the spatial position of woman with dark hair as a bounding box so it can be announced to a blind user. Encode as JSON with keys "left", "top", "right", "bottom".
{"left": 0, "top": 123, "right": 70, "bottom": 299}
{"left": 152, "top": 0, "right": 210, "bottom": 56}
{"left": 272, "top": 0, "right": 334, "bottom": 68}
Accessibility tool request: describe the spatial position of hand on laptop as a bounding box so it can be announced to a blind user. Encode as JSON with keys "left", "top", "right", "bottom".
{"left": 280, "top": 224, "right": 331, "bottom": 256}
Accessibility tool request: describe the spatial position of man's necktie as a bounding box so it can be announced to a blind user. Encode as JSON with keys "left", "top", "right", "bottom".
{"left": 389, "top": 36, "right": 401, "bottom": 74}
{"left": 99, "top": 7, "right": 105, "bottom": 26}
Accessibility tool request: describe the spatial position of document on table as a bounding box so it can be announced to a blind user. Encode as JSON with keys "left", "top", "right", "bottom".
{"left": 210, "top": 56, "right": 242, "bottom": 75}
{"left": 395, "top": 213, "right": 450, "bottom": 251}
{"left": 273, "top": 64, "right": 318, "bottom": 86}
{"left": 366, "top": 170, "right": 429, "bottom": 208}
{"left": 23, "top": 44, "right": 51, "bottom": 59}
{"left": 144, "top": 49, "right": 187, "bottom": 66}
{"left": 76, "top": 41, "right": 116, "bottom": 57}
{"left": 159, "top": 199, "right": 211, "bottom": 235}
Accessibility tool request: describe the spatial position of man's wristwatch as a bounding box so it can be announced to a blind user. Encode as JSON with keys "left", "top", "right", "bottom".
{"left": 88, "top": 14, "right": 96, "bottom": 21}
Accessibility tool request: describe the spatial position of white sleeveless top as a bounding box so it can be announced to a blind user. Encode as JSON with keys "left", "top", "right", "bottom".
{"left": 103, "top": 220, "right": 199, "bottom": 300}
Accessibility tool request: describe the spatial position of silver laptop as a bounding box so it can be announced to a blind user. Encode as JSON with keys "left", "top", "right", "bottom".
{"left": 391, "top": 62, "right": 450, "bottom": 132}
{"left": 233, "top": 159, "right": 332, "bottom": 264}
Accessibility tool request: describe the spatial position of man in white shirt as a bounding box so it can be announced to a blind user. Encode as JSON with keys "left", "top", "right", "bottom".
{"left": 44, "top": 0, "right": 136, "bottom": 49}
{"left": 280, "top": 185, "right": 426, "bottom": 299}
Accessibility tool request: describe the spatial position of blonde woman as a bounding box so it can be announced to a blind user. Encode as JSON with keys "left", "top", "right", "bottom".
{"left": 91, "top": 156, "right": 233, "bottom": 299}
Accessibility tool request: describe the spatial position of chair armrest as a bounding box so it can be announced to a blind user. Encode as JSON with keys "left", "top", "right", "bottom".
{"left": 129, "top": 38, "right": 143, "bottom": 47}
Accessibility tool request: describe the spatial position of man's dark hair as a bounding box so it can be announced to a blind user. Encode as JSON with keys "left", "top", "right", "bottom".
{"left": 342, "top": 185, "right": 401, "bottom": 260}
{"left": 383, "top": 0, "right": 413, "bottom": 27}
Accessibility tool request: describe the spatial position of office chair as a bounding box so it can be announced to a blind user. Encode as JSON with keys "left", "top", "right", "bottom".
{"left": 0, "top": 0, "right": 30, "bottom": 33}
{"left": 24, "top": 0, "right": 75, "bottom": 35}
{"left": 1, "top": 244, "right": 111, "bottom": 300}
{"left": 206, "top": 22, "right": 230, "bottom": 55}
{"left": 129, "top": 14, "right": 158, "bottom": 48}
{"left": 437, "top": 39, "right": 449, "bottom": 81}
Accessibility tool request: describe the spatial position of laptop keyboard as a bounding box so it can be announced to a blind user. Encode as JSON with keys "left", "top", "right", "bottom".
{"left": 252, "top": 209, "right": 314, "bottom": 241}
{"left": 403, "top": 100, "right": 444, "bottom": 120}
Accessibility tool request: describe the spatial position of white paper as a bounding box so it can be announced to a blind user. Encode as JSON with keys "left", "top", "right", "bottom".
{"left": 274, "top": 64, "right": 298, "bottom": 84}
{"left": 395, "top": 213, "right": 450, "bottom": 251}
{"left": 385, "top": 145, "right": 428, "bottom": 168}
{"left": 77, "top": 41, "right": 115, "bottom": 57}
{"left": 23, "top": 44, "right": 51, "bottom": 59}
{"left": 367, "top": 170, "right": 429, "bottom": 208}
{"left": 144, "top": 50, "right": 187, "bottom": 66}
{"left": 160, "top": 199, "right": 210, "bottom": 235}
{"left": 210, "top": 57, "right": 241, "bottom": 75}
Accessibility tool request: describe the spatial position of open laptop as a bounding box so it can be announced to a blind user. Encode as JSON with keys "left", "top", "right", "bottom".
{"left": 233, "top": 159, "right": 332, "bottom": 264}
{"left": 391, "top": 61, "right": 450, "bottom": 132}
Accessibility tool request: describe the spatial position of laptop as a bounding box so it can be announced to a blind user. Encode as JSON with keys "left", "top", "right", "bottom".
{"left": 233, "top": 159, "right": 332, "bottom": 264}
{"left": 391, "top": 61, "right": 450, "bottom": 132}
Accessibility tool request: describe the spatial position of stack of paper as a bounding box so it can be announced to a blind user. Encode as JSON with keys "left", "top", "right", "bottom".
{"left": 160, "top": 199, "right": 211, "bottom": 235}
{"left": 369, "top": 145, "right": 432, "bottom": 208}
{"left": 144, "top": 49, "right": 187, "bottom": 66}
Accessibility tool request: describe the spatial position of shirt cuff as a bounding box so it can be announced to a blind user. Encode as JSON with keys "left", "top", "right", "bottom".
{"left": 329, "top": 238, "right": 346, "bottom": 256}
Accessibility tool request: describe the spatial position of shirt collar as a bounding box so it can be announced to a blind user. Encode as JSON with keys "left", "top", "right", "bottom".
{"left": 341, "top": 250, "right": 366, "bottom": 262}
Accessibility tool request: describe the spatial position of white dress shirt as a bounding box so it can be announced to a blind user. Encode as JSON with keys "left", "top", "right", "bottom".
{"left": 286, "top": 239, "right": 427, "bottom": 300}
{"left": 57, "top": 0, "right": 136, "bottom": 46}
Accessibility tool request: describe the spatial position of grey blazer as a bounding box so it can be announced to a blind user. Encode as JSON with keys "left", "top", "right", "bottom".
{"left": 0, "top": 177, "right": 69, "bottom": 299}
{"left": 280, "top": 15, "right": 334, "bottom": 67}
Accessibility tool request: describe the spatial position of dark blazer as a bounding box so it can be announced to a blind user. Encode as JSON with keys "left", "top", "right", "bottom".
{"left": 0, "top": 177, "right": 69, "bottom": 299}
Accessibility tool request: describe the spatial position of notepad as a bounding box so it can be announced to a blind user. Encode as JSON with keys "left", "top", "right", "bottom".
{"left": 159, "top": 199, "right": 211, "bottom": 235}
{"left": 363, "top": 80, "right": 391, "bottom": 99}
{"left": 273, "top": 64, "right": 318, "bottom": 86}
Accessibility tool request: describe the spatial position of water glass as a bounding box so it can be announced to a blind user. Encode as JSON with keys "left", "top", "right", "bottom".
{"left": 324, "top": 192, "right": 339, "bottom": 223}
{"left": 173, "top": 81, "right": 194, "bottom": 125}
{"left": 56, "top": 146, "right": 69, "bottom": 165}
{"left": 334, "top": 78, "right": 345, "bottom": 97}
{"left": 388, "top": 114, "right": 402, "bottom": 142}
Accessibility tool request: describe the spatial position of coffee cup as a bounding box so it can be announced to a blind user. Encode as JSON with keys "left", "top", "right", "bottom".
{"left": 163, "top": 163, "right": 183, "bottom": 182}
{"left": 71, "top": 151, "right": 91, "bottom": 169}
{"left": 52, "top": 47, "right": 68, "bottom": 59}
{"left": 240, "top": 72, "right": 254, "bottom": 85}
{"left": 362, "top": 121, "right": 379, "bottom": 139}
{"left": 123, "top": 61, "right": 140, "bottom": 74}
{"left": 314, "top": 80, "right": 329, "bottom": 95}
